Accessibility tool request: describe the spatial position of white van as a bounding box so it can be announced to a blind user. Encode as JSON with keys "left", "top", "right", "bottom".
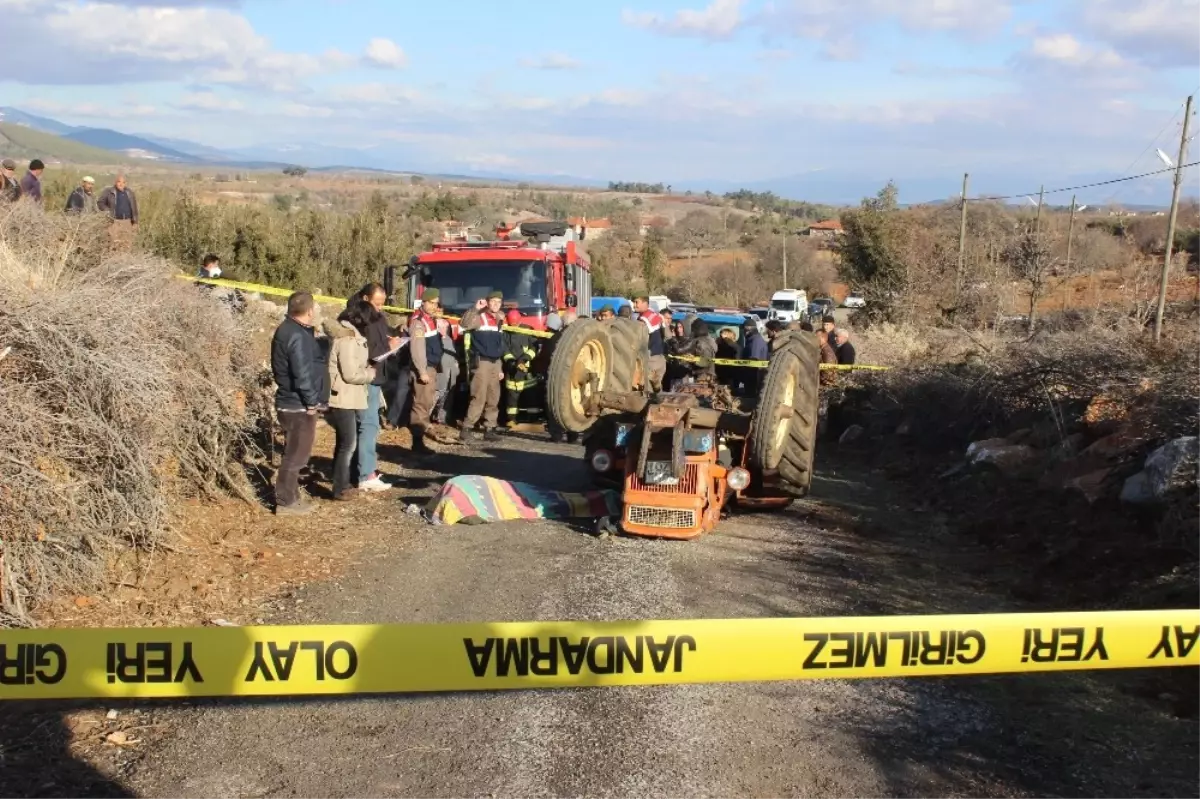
{"left": 648, "top": 295, "right": 672, "bottom": 313}
{"left": 767, "top": 289, "right": 808, "bottom": 323}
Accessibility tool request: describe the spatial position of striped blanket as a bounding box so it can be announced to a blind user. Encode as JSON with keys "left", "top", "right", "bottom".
{"left": 425, "top": 475, "right": 621, "bottom": 526}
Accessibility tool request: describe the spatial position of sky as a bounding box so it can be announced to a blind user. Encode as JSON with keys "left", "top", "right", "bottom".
{"left": 1, "top": 0, "right": 1198, "bottom": 203}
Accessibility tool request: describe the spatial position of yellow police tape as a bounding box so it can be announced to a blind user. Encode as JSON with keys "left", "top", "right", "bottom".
{"left": 668, "top": 354, "right": 889, "bottom": 371}
{"left": 180, "top": 274, "right": 893, "bottom": 363}
{"left": 180, "top": 275, "right": 556, "bottom": 339}
{"left": 2, "top": 610, "right": 1195, "bottom": 700}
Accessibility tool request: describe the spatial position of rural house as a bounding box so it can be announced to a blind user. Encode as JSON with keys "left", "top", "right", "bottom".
{"left": 805, "top": 219, "right": 844, "bottom": 238}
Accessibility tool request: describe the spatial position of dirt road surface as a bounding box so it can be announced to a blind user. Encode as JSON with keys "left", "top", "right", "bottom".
{"left": 13, "top": 434, "right": 1199, "bottom": 798}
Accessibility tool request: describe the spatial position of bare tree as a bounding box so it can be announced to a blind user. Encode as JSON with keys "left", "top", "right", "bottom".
{"left": 672, "top": 210, "right": 727, "bottom": 261}
{"left": 1004, "top": 231, "right": 1061, "bottom": 330}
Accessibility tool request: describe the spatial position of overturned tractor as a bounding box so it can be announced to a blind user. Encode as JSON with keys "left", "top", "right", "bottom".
{"left": 545, "top": 318, "right": 821, "bottom": 539}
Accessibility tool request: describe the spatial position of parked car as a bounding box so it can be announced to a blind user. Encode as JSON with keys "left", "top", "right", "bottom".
{"left": 808, "top": 298, "right": 834, "bottom": 318}
{"left": 843, "top": 292, "right": 866, "bottom": 309}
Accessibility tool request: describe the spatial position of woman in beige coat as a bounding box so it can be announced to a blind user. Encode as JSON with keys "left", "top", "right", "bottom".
{"left": 324, "top": 301, "right": 376, "bottom": 500}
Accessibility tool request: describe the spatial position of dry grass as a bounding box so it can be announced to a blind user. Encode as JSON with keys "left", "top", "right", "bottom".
{"left": 838, "top": 319, "right": 1199, "bottom": 453}
{"left": 851, "top": 322, "right": 930, "bottom": 367}
{"left": 0, "top": 203, "right": 262, "bottom": 625}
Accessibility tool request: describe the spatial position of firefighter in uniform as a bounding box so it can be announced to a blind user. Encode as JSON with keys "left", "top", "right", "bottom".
{"left": 502, "top": 309, "right": 541, "bottom": 428}
{"left": 458, "top": 290, "right": 506, "bottom": 441}
{"left": 407, "top": 288, "right": 442, "bottom": 455}
{"left": 633, "top": 295, "right": 670, "bottom": 392}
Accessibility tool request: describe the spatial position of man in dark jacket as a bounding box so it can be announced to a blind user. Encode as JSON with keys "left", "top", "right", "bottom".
{"left": 740, "top": 319, "right": 769, "bottom": 396}
{"left": 1, "top": 159, "right": 21, "bottom": 203}
{"left": 97, "top": 174, "right": 138, "bottom": 222}
{"left": 270, "top": 291, "right": 328, "bottom": 515}
{"left": 833, "top": 328, "right": 856, "bottom": 365}
{"left": 19, "top": 160, "right": 43, "bottom": 206}
{"left": 459, "top": 290, "right": 506, "bottom": 441}
{"left": 65, "top": 176, "right": 97, "bottom": 213}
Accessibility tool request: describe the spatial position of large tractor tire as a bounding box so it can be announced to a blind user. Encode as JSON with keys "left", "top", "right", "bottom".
{"left": 748, "top": 331, "right": 821, "bottom": 497}
{"left": 604, "top": 317, "right": 649, "bottom": 393}
{"left": 546, "top": 318, "right": 615, "bottom": 434}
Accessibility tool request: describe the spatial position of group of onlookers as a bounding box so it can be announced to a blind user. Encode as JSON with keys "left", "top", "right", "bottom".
{"left": 2, "top": 159, "right": 140, "bottom": 248}
{"left": 269, "top": 285, "right": 405, "bottom": 514}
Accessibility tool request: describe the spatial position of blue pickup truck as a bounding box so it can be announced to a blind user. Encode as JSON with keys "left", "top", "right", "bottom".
{"left": 590, "top": 296, "right": 632, "bottom": 315}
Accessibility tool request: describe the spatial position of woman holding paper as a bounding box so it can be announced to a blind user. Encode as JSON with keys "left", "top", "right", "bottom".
{"left": 323, "top": 301, "right": 377, "bottom": 500}
{"left": 351, "top": 283, "right": 400, "bottom": 492}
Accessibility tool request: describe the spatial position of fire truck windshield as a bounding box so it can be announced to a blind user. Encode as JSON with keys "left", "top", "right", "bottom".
{"left": 421, "top": 259, "right": 546, "bottom": 314}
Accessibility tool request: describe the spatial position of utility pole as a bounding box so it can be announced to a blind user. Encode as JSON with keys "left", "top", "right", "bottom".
{"left": 1154, "top": 93, "right": 1193, "bottom": 342}
{"left": 1035, "top": 185, "right": 1045, "bottom": 233}
{"left": 781, "top": 231, "right": 788, "bottom": 290}
{"left": 955, "top": 172, "right": 969, "bottom": 305}
{"left": 1065, "top": 194, "right": 1077, "bottom": 271}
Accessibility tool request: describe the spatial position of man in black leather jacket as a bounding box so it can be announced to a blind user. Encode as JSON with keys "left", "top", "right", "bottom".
{"left": 270, "top": 291, "right": 328, "bottom": 514}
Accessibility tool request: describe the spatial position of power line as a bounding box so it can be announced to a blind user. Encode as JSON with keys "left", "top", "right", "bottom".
{"left": 967, "top": 162, "right": 1199, "bottom": 204}
{"left": 1105, "top": 88, "right": 1198, "bottom": 204}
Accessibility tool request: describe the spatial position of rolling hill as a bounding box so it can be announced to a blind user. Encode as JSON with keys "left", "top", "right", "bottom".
{"left": 0, "top": 107, "right": 77, "bottom": 136}
{"left": 63, "top": 128, "right": 195, "bottom": 162}
{"left": 0, "top": 123, "right": 128, "bottom": 165}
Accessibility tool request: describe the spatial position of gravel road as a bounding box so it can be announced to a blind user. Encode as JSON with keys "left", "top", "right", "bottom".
{"left": 45, "top": 434, "right": 1200, "bottom": 797}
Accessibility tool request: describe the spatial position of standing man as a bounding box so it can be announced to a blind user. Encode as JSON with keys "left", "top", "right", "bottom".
{"left": 821, "top": 314, "right": 836, "bottom": 340}
{"left": 407, "top": 288, "right": 442, "bottom": 455}
{"left": 1, "top": 159, "right": 22, "bottom": 203}
{"left": 19, "top": 160, "right": 43, "bottom": 206}
{"left": 431, "top": 316, "right": 461, "bottom": 428}
{"left": 502, "top": 309, "right": 541, "bottom": 428}
{"left": 65, "top": 176, "right": 97, "bottom": 213}
{"left": 98, "top": 173, "right": 138, "bottom": 251}
{"left": 633, "top": 295, "right": 669, "bottom": 392}
{"left": 740, "top": 318, "right": 769, "bottom": 396}
{"left": 833, "top": 328, "right": 856, "bottom": 365}
{"left": 595, "top": 305, "right": 615, "bottom": 321}
{"left": 270, "top": 291, "right": 327, "bottom": 515}
{"left": 458, "top": 290, "right": 506, "bottom": 441}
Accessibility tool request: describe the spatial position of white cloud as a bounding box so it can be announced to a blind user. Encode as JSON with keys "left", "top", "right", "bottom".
{"left": 280, "top": 102, "right": 334, "bottom": 119}
{"left": 622, "top": 0, "right": 745, "bottom": 39}
{"left": 326, "top": 82, "right": 420, "bottom": 106}
{"left": 624, "top": 0, "right": 1011, "bottom": 50}
{"left": 518, "top": 53, "right": 582, "bottom": 70}
{"left": 1077, "top": 0, "right": 1200, "bottom": 68}
{"left": 21, "top": 97, "right": 158, "bottom": 119}
{"left": 1027, "top": 33, "right": 1126, "bottom": 69}
{"left": 0, "top": 0, "right": 350, "bottom": 89}
{"left": 175, "top": 91, "right": 246, "bottom": 112}
{"left": 363, "top": 37, "right": 407, "bottom": 69}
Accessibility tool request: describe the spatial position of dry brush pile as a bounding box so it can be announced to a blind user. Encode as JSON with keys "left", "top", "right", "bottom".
{"left": 0, "top": 204, "right": 263, "bottom": 624}
{"left": 835, "top": 320, "right": 1199, "bottom": 452}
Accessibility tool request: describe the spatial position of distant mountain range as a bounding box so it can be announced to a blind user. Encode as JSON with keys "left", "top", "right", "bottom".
{"left": 0, "top": 105, "right": 1188, "bottom": 207}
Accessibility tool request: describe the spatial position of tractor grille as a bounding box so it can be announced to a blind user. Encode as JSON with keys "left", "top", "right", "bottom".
{"left": 626, "top": 505, "right": 697, "bottom": 530}
{"left": 628, "top": 463, "right": 699, "bottom": 493}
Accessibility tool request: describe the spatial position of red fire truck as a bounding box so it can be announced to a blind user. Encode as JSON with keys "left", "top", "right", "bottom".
{"left": 402, "top": 221, "right": 593, "bottom": 331}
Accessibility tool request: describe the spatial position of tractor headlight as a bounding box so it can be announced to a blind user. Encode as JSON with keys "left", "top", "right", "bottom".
{"left": 726, "top": 467, "right": 751, "bottom": 491}
{"left": 590, "top": 449, "right": 613, "bottom": 473}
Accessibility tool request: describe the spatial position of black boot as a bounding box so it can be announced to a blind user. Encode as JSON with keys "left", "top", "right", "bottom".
{"left": 483, "top": 427, "right": 503, "bottom": 442}
{"left": 411, "top": 426, "right": 436, "bottom": 455}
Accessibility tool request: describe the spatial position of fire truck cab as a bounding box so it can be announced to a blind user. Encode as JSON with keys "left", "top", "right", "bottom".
{"left": 404, "top": 221, "right": 593, "bottom": 331}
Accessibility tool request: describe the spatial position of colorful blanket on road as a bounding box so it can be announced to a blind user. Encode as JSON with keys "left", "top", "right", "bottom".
{"left": 425, "top": 475, "right": 621, "bottom": 526}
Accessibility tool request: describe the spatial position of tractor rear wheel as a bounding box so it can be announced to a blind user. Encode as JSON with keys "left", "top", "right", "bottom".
{"left": 748, "top": 332, "right": 821, "bottom": 496}
{"left": 604, "top": 317, "right": 649, "bottom": 393}
{"left": 546, "top": 318, "right": 614, "bottom": 434}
